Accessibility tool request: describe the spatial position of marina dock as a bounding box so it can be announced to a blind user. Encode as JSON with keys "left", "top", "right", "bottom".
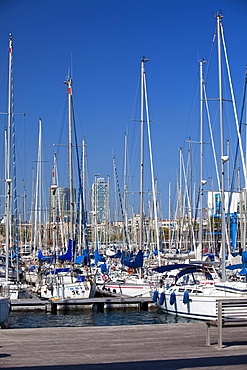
{"left": 10, "top": 290, "right": 153, "bottom": 313}
{"left": 1, "top": 322, "right": 247, "bottom": 369}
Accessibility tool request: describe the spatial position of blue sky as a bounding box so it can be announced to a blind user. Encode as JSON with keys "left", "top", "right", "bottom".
{"left": 0, "top": 0, "right": 247, "bottom": 221}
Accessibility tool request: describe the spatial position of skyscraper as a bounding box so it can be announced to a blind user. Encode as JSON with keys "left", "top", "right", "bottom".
{"left": 49, "top": 187, "right": 76, "bottom": 222}
{"left": 91, "top": 177, "right": 109, "bottom": 223}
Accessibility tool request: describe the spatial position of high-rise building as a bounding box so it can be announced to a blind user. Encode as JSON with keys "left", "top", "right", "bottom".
{"left": 91, "top": 177, "right": 109, "bottom": 223}
{"left": 49, "top": 187, "right": 76, "bottom": 222}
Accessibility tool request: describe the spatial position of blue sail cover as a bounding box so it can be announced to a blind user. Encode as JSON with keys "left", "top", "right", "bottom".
{"left": 109, "top": 250, "right": 121, "bottom": 259}
{"left": 74, "top": 255, "right": 84, "bottom": 264}
{"left": 239, "top": 268, "right": 247, "bottom": 275}
{"left": 122, "top": 250, "right": 143, "bottom": 268}
{"left": 226, "top": 263, "right": 244, "bottom": 270}
{"left": 38, "top": 250, "right": 55, "bottom": 262}
{"left": 74, "top": 249, "right": 90, "bottom": 265}
{"left": 100, "top": 263, "right": 108, "bottom": 273}
{"left": 120, "top": 250, "right": 133, "bottom": 264}
{"left": 94, "top": 249, "right": 106, "bottom": 264}
{"left": 242, "top": 251, "right": 247, "bottom": 263}
{"left": 44, "top": 267, "right": 70, "bottom": 275}
{"left": 58, "top": 239, "right": 73, "bottom": 262}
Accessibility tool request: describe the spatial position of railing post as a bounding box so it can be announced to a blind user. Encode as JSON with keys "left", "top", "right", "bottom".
{"left": 218, "top": 300, "right": 222, "bottom": 348}
{"left": 206, "top": 323, "right": 210, "bottom": 345}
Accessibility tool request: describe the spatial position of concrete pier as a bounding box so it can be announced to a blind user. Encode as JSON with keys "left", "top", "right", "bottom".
{"left": 1, "top": 322, "right": 247, "bottom": 369}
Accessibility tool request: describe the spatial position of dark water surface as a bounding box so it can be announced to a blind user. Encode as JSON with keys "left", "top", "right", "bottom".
{"left": 8, "top": 308, "right": 196, "bottom": 329}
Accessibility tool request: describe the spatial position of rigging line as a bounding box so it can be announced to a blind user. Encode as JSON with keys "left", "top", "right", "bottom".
{"left": 184, "top": 69, "right": 199, "bottom": 141}
{"left": 113, "top": 155, "right": 129, "bottom": 248}
{"left": 54, "top": 94, "right": 67, "bottom": 158}
{"left": 203, "top": 83, "right": 221, "bottom": 190}
{"left": 72, "top": 97, "right": 89, "bottom": 250}
{"left": 204, "top": 24, "right": 217, "bottom": 82}
{"left": 221, "top": 21, "right": 246, "bottom": 188}
{"left": 227, "top": 71, "right": 247, "bottom": 214}
{"left": 0, "top": 49, "right": 8, "bottom": 87}
{"left": 181, "top": 149, "right": 196, "bottom": 250}
{"left": 143, "top": 71, "right": 160, "bottom": 262}
{"left": 130, "top": 72, "right": 141, "bottom": 122}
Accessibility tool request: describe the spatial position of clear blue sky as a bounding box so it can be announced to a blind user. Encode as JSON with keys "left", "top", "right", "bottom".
{"left": 0, "top": 0, "right": 247, "bottom": 221}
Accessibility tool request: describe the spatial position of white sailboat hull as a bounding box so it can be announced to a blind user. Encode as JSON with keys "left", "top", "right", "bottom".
{"left": 104, "top": 282, "right": 152, "bottom": 297}
{"left": 156, "top": 285, "right": 247, "bottom": 321}
{"left": 103, "top": 276, "right": 153, "bottom": 298}
{"left": 39, "top": 274, "right": 96, "bottom": 299}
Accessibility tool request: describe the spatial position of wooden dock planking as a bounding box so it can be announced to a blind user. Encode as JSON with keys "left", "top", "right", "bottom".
{"left": 1, "top": 323, "right": 247, "bottom": 369}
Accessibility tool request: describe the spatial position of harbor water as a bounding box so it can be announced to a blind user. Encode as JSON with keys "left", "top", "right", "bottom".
{"left": 7, "top": 307, "right": 196, "bottom": 329}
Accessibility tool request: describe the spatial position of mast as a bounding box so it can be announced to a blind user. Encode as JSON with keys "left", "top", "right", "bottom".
{"left": 51, "top": 153, "right": 58, "bottom": 254}
{"left": 33, "top": 118, "right": 43, "bottom": 253}
{"left": 5, "top": 34, "right": 13, "bottom": 282}
{"left": 143, "top": 63, "right": 161, "bottom": 264}
{"left": 168, "top": 182, "right": 171, "bottom": 253}
{"left": 217, "top": 13, "right": 227, "bottom": 282}
{"left": 79, "top": 138, "right": 87, "bottom": 252}
{"left": 178, "top": 147, "right": 183, "bottom": 251}
{"left": 64, "top": 76, "right": 74, "bottom": 241}
{"left": 139, "top": 57, "right": 149, "bottom": 250}
{"left": 123, "top": 133, "right": 128, "bottom": 248}
{"left": 198, "top": 59, "right": 207, "bottom": 260}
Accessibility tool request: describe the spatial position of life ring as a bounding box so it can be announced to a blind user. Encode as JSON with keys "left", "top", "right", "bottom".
{"left": 102, "top": 274, "right": 110, "bottom": 282}
{"left": 127, "top": 268, "right": 135, "bottom": 274}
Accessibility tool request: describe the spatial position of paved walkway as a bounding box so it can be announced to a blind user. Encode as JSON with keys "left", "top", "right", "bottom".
{"left": 1, "top": 322, "right": 247, "bottom": 369}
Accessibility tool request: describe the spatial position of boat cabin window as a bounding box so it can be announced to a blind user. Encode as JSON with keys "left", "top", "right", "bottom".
{"left": 192, "top": 289, "right": 203, "bottom": 294}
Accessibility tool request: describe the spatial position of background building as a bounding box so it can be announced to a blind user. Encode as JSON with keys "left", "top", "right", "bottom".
{"left": 91, "top": 177, "right": 109, "bottom": 223}
{"left": 49, "top": 187, "right": 76, "bottom": 222}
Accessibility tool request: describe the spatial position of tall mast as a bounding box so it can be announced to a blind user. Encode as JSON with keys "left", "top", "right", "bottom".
{"left": 64, "top": 76, "right": 74, "bottom": 241}
{"left": 198, "top": 59, "right": 207, "bottom": 260}
{"left": 217, "top": 14, "right": 226, "bottom": 282}
{"left": 123, "top": 133, "right": 128, "bottom": 248}
{"left": 143, "top": 63, "right": 161, "bottom": 264}
{"left": 33, "top": 118, "right": 43, "bottom": 253}
{"left": 5, "top": 34, "right": 13, "bottom": 281}
{"left": 178, "top": 147, "right": 183, "bottom": 250}
{"left": 168, "top": 182, "right": 171, "bottom": 252}
{"left": 51, "top": 153, "right": 58, "bottom": 254}
{"left": 139, "top": 57, "right": 148, "bottom": 250}
{"left": 81, "top": 138, "right": 86, "bottom": 250}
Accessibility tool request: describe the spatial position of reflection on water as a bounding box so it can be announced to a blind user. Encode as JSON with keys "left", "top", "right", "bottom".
{"left": 8, "top": 308, "right": 196, "bottom": 329}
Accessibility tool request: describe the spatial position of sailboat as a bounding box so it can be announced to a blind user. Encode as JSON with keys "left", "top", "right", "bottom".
{"left": 154, "top": 14, "right": 247, "bottom": 320}
{"left": 97, "top": 58, "right": 159, "bottom": 298}
{"left": 36, "top": 75, "right": 95, "bottom": 300}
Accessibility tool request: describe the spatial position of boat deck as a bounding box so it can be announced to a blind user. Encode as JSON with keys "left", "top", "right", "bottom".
{"left": 1, "top": 322, "right": 247, "bottom": 369}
